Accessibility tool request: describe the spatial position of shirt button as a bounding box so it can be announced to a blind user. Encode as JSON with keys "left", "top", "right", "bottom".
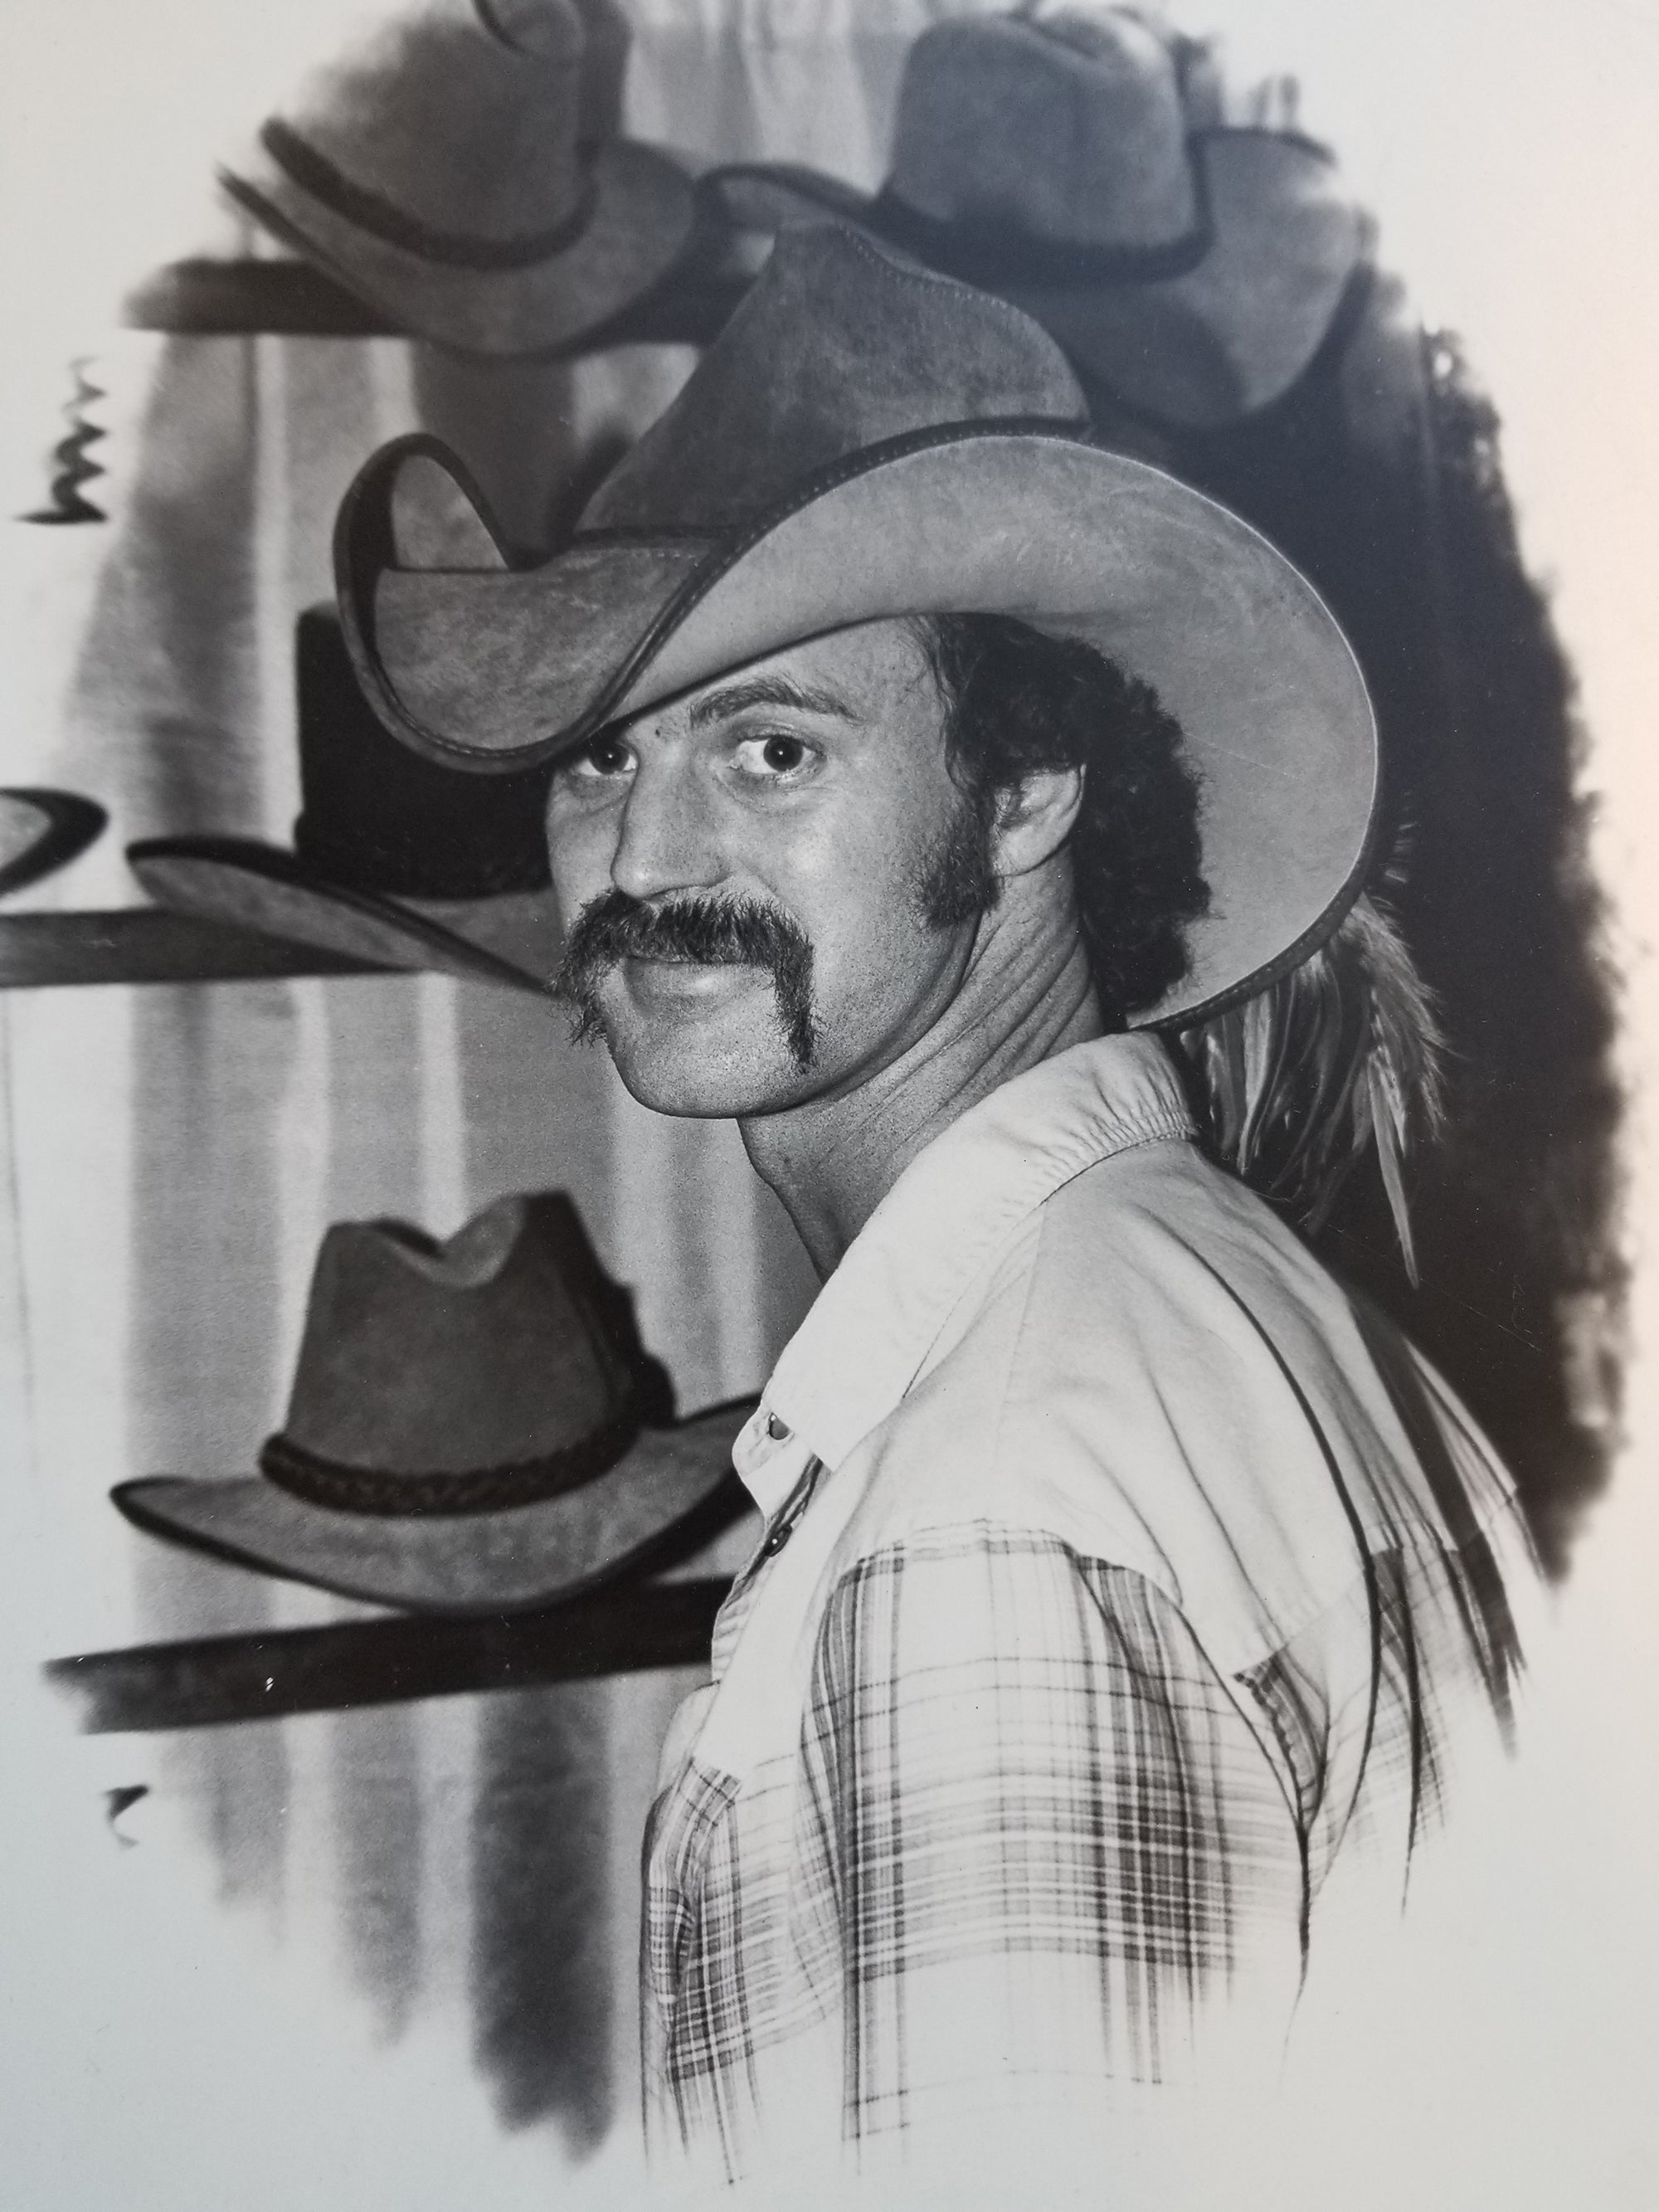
{"left": 765, "top": 1411, "right": 791, "bottom": 1441}
{"left": 761, "top": 1518, "right": 794, "bottom": 1557}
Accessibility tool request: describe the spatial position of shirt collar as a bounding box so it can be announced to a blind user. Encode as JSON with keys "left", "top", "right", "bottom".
{"left": 754, "top": 1031, "right": 1194, "bottom": 1478}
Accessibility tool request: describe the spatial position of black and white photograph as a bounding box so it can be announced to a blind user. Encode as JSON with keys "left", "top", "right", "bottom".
{"left": 1, "top": 2, "right": 1655, "bottom": 2205}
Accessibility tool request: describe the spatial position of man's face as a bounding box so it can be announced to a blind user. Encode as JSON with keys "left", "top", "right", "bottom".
{"left": 544, "top": 618, "right": 990, "bottom": 1118}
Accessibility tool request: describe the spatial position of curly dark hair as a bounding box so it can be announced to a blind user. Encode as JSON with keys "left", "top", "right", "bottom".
{"left": 912, "top": 613, "right": 1209, "bottom": 1026}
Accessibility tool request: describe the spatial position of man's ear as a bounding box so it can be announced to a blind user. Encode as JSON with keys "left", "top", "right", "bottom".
{"left": 990, "top": 766, "right": 1085, "bottom": 879}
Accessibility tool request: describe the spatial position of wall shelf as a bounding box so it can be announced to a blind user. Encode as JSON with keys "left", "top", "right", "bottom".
{"left": 0, "top": 909, "right": 395, "bottom": 988}
{"left": 46, "top": 1575, "right": 731, "bottom": 1732}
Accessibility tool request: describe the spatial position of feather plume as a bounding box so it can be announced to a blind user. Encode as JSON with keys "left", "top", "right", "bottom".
{"left": 1173, "top": 894, "right": 1446, "bottom": 1279}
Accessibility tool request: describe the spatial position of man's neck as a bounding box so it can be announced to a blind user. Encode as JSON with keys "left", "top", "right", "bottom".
{"left": 740, "top": 871, "right": 1103, "bottom": 1279}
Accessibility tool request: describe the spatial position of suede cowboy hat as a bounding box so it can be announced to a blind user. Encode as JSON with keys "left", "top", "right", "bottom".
{"left": 129, "top": 607, "right": 559, "bottom": 993}
{"left": 0, "top": 788, "right": 106, "bottom": 898}
{"left": 114, "top": 1191, "right": 752, "bottom": 1614}
{"left": 701, "top": 5, "right": 1368, "bottom": 432}
{"left": 337, "top": 222, "right": 1379, "bottom": 1027}
{"left": 218, "top": 0, "right": 693, "bottom": 357}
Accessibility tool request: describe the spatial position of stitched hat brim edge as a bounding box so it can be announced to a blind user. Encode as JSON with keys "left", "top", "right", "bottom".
{"left": 221, "top": 139, "right": 696, "bottom": 358}
{"left": 127, "top": 836, "right": 558, "bottom": 995}
{"left": 338, "top": 422, "right": 1379, "bottom": 1028}
{"left": 111, "top": 1399, "right": 757, "bottom": 1616}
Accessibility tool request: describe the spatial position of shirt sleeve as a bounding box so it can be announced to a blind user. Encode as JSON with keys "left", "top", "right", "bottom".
{"left": 800, "top": 1521, "right": 1308, "bottom": 2156}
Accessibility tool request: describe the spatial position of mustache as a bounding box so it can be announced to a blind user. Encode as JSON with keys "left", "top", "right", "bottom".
{"left": 554, "top": 889, "right": 818, "bottom": 1071}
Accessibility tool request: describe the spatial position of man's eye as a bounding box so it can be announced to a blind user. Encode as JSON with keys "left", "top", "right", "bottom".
{"left": 565, "top": 734, "right": 635, "bottom": 782}
{"left": 732, "top": 733, "right": 816, "bottom": 780}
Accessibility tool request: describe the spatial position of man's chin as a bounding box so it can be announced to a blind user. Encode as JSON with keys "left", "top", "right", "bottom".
{"left": 606, "top": 1052, "right": 814, "bottom": 1121}
{"left": 575, "top": 967, "right": 816, "bottom": 1116}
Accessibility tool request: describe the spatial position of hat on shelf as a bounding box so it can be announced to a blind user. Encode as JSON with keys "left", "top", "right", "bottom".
{"left": 216, "top": 0, "right": 695, "bottom": 356}
{"left": 337, "top": 223, "right": 1378, "bottom": 1029}
{"left": 114, "top": 1190, "right": 753, "bottom": 1614}
{"left": 129, "top": 605, "right": 562, "bottom": 992}
{"left": 701, "top": 4, "right": 1368, "bottom": 432}
{"left": 0, "top": 788, "right": 107, "bottom": 898}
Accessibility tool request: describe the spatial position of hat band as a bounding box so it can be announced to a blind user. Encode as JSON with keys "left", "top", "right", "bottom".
{"left": 261, "top": 119, "right": 599, "bottom": 270}
{"left": 258, "top": 1395, "right": 640, "bottom": 1517}
{"left": 868, "top": 182, "right": 1212, "bottom": 289}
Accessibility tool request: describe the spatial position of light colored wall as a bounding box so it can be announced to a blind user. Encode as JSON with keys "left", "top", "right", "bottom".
{"left": 2, "top": 2, "right": 1656, "bottom": 2205}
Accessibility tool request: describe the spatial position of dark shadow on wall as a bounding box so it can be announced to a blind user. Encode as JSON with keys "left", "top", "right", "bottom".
{"left": 471, "top": 1680, "right": 613, "bottom": 2148}
{"left": 1151, "top": 275, "right": 1623, "bottom": 1576}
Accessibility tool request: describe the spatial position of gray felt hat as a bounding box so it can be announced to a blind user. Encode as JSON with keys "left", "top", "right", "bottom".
{"left": 219, "top": 0, "right": 693, "bottom": 357}
{"left": 703, "top": 7, "right": 1368, "bottom": 431}
{"left": 114, "top": 1192, "right": 752, "bottom": 1615}
{"left": 337, "top": 223, "right": 1379, "bottom": 1028}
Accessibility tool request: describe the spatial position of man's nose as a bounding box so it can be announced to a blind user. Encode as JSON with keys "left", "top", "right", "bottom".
{"left": 608, "top": 752, "right": 724, "bottom": 904}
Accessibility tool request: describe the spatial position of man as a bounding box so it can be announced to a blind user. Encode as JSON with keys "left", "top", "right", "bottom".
{"left": 338, "top": 226, "right": 1534, "bottom": 2190}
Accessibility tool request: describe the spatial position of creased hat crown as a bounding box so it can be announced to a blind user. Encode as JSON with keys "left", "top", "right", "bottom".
{"left": 265, "top": 0, "right": 591, "bottom": 253}
{"left": 338, "top": 227, "right": 1090, "bottom": 760}
{"left": 887, "top": 7, "right": 1195, "bottom": 254}
{"left": 111, "top": 1186, "right": 750, "bottom": 1612}
{"left": 581, "top": 227, "right": 1089, "bottom": 534}
{"left": 221, "top": 0, "right": 691, "bottom": 355}
{"left": 265, "top": 1191, "right": 639, "bottom": 1514}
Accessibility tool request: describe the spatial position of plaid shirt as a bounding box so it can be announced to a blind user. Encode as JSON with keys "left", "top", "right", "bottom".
{"left": 642, "top": 1036, "right": 1532, "bottom": 2189}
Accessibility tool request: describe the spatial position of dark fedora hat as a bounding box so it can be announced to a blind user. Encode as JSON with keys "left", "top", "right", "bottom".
{"left": 0, "top": 787, "right": 106, "bottom": 897}
{"left": 701, "top": 7, "right": 1368, "bottom": 432}
{"left": 129, "top": 606, "right": 560, "bottom": 994}
{"left": 337, "top": 222, "right": 1378, "bottom": 1027}
{"left": 218, "top": 0, "right": 694, "bottom": 358}
{"left": 114, "top": 1191, "right": 752, "bottom": 1614}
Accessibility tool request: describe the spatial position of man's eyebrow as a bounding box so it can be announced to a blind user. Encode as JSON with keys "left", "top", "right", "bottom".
{"left": 687, "top": 671, "right": 860, "bottom": 729}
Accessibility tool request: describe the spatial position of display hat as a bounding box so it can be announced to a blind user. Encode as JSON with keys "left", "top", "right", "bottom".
{"left": 218, "top": 0, "right": 694, "bottom": 357}
{"left": 114, "top": 1191, "right": 752, "bottom": 1614}
{"left": 338, "top": 222, "right": 1378, "bottom": 1026}
{"left": 0, "top": 788, "right": 106, "bottom": 898}
{"left": 129, "top": 606, "right": 560, "bottom": 994}
{"left": 701, "top": 6, "right": 1367, "bottom": 431}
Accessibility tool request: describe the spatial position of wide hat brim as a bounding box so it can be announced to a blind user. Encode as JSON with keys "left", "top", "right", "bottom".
{"left": 704, "top": 132, "right": 1369, "bottom": 431}
{"left": 128, "top": 837, "right": 561, "bottom": 996}
{"left": 0, "top": 788, "right": 107, "bottom": 898}
{"left": 111, "top": 1399, "right": 752, "bottom": 1616}
{"left": 221, "top": 139, "right": 693, "bottom": 358}
{"left": 341, "top": 425, "right": 1379, "bottom": 1028}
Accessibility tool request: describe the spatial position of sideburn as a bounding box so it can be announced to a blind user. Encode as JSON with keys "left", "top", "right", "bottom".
{"left": 914, "top": 801, "right": 1002, "bottom": 931}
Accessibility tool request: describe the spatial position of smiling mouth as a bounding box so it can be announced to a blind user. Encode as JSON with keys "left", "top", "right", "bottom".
{"left": 558, "top": 892, "right": 818, "bottom": 1073}
{"left": 619, "top": 953, "right": 765, "bottom": 992}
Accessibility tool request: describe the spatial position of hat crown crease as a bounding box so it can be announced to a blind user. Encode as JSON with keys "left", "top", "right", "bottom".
{"left": 276, "top": 1191, "right": 635, "bottom": 1483}
{"left": 374, "top": 1192, "right": 528, "bottom": 1287}
{"left": 887, "top": 8, "right": 1196, "bottom": 251}
{"left": 261, "top": 0, "right": 596, "bottom": 246}
{"left": 580, "top": 227, "right": 1087, "bottom": 537}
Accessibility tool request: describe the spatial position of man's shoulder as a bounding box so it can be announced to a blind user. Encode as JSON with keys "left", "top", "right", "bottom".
{"left": 936, "top": 1121, "right": 1359, "bottom": 1425}
{"left": 1029, "top": 1114, "right": 1335, "bottom": 1291}
{"left": 842, "top": 1131, "right": 1523, "bottom": 1672}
